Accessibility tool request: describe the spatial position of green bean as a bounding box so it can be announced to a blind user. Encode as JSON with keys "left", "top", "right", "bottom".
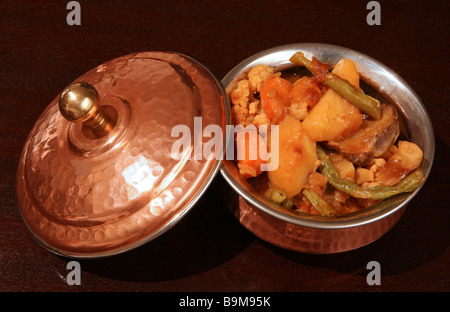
{"left": 317, "top": 146, "right": 426, "bottom": 199}
{"left": 268, "top": 189, "right": 287, "bottom": 204}
{"left": 302, "top": 189, "right": 336, "bottom": 217}
{"left": 289, "top": 52, "right": 316, "bottom": 74}
{"left": 323, "top": 74, "right": 381, "bottom": 120}
{"left": 289, "top": 52, "right": 381, "bottom": 120}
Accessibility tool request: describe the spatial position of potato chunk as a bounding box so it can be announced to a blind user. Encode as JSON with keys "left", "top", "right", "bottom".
{"left": 331, "top": 58, "right": 360, "bottom": 88}
{"left": 355, "top": 167, "right": 374, "bottom": 185}
{"left": 396, "top": 141, "right": 424, "bottom": 170}
{"left": 267, "top": 115, "right": 318, "bottom": 198}
{"left": 302, "top": 89, "right": 363, "bottom": 142}
{"left": 329, "top": 153, "right": 356, "bottom": 182}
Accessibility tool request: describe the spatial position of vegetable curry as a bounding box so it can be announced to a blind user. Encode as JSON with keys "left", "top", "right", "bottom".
{"left": 230, "top": 51, "right": 426, "bottom": 217}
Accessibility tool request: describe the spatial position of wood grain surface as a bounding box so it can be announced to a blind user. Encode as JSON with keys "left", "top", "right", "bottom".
{"left": 0, "top": 0, "right": 448, "bottom": 293}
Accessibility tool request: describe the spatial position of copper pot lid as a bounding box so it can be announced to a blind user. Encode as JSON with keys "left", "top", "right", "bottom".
{"left": 16, "top": 52, "right": 229, "bottom": 258}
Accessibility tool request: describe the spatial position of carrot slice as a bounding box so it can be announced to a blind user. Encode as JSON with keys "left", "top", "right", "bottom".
{"left": 289, "top": 76, "right": 322, "bottom": 108}
{"left": 260, "top": 77, "right": 293, "bottom": 124}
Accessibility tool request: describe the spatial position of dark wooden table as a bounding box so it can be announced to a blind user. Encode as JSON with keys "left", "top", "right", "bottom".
{"left": 1, "top": 0, "right": 448, "bottom": 295}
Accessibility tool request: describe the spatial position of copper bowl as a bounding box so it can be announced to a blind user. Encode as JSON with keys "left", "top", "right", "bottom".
{"left": 220, "top": 43, "right": 435, "bottom": 254}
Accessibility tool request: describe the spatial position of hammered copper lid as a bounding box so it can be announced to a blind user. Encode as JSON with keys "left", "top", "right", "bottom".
{"left": 17, "top": 52, "right": 229, "bottom": 258}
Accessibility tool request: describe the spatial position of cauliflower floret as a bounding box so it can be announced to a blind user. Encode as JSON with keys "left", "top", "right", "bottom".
{"left": 231, "top": 65, "right": 280, "bottom": 127}
{"left": 231, "top": 80, "right": 252, "bottom": 125}
{"left": 289, "top": 101, "right": 309, "bottom": 120}
{"left": 252, "top": 112, "right": 271, "bottom": 128}
{"left": 232, "top": 105, "right": 249, "bottom": 126}
{"left": 231, "top": 79, "right": 250, "bottom": 108}
{"left": 248, "top": 101, "right": 260, "bottom": 115}
{"left": 368, "top": 157, "right": 386, "bottom": 176}
{"left": 248, "top": 65, "right": 280, "bottom": 93}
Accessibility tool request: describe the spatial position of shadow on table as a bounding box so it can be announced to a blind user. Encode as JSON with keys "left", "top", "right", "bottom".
{"left": 72, "top": 179, "right": 254, "bottom": 282}
{"left": 265, "top": 134, "right": 449, "bottom": 277}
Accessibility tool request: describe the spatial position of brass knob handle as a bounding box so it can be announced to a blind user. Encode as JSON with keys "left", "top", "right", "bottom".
{"left": 59, "top": 82, "right": 113, "bottom": 138}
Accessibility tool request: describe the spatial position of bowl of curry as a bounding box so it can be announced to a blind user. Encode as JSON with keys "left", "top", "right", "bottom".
{"left": 220, "top": 43, "right": 434, "bottom": 253}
